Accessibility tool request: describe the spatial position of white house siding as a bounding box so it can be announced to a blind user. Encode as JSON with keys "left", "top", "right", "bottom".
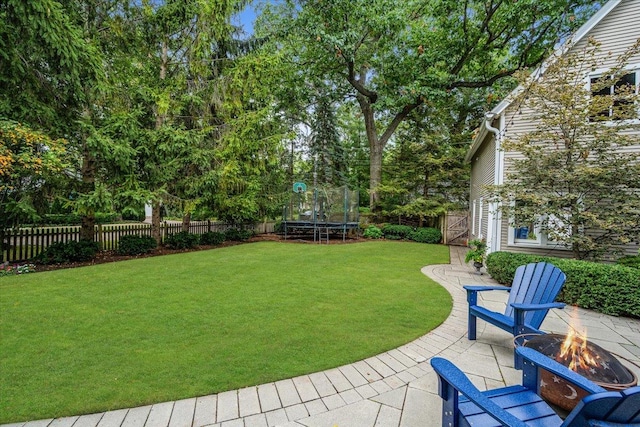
{"left": 494, "top": 0, "right": 640, "bottom": 258}
{"left": 469, "top": 134, "right": 495, "bottom": 241}
{"left": 570, "top": 0, "right": 640, "bottom": 64}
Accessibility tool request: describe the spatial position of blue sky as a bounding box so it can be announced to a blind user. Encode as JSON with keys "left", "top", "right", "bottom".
{"left": 233, "top": 3, "right": 259, "bottom": 36}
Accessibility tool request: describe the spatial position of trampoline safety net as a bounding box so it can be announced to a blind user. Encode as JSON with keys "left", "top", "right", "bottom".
{"left": 282, "top": 185, "right": 359, "bottom": 241}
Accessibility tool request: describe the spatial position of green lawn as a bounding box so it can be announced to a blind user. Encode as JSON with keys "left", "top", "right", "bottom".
{"left": 0, "top": 241, "right": 451, "bottom": 423}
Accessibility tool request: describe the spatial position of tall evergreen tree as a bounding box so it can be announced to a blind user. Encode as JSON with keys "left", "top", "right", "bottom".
{"left": 310, "top": 94, "right": 347, "bottom": 187}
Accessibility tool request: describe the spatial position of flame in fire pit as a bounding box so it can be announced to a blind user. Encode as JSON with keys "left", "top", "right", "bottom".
{"left": 557, "top": 327, "right": 599, "bottom": 372}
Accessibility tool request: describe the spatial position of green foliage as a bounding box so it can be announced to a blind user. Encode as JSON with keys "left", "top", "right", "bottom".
{"left": 310, "top": 93, "right": 347, "bottom": 186}
{"left": 485, "top": 251, "right": 640, "bottom": 318}
{"left": 363, "top": 225, "right": 383, "bottom": 239}
{"left": 165, "top": 232, "right": 200, "bottom": 249}
{"left": 0, "top": 120, "right": 72, "bottom": 229}
{"left": 200, "top": 232, "right": 226, "bottom": 246}
{"left": 484, "top": 251, "right": 534, "bottom": 283}
{"left": 409, "top": 228, "right": 442, "bottom": 244}
{"left": 202, "top": 51, "right": 289, "bottom": 225}
{"left": 381, "top": 116, "right": 471, "bottom": 217}
{"left": 38, "top": 240, "right": 99, "bottom": 264}
{"left": 381, "top": 224, "right": 414, "bottom": 239}
{"left": 260, "top": 0, "right": 596, "bottom": 209}
{"left": 490, "top": 39, "right": 640, "bottom": 260}
{"left": 464, "top": 239, "right": 487, "bottom": 264}
{"left": 224, "top": 228, "right": 253, "bottom": 242}
{"left": 0, "top": 0, "right": 102, "bottom": 131}
{"left": 384, "top": 234, "right": 403, "bottom": 240}
{"left": 116, "top": 235, "right": 157, "bottom": 256}
{"left": 616, "top": 255, "right": 640, "bottom": 270}
{"left": 34, "top": 213, "right": 121, "bottom": 226}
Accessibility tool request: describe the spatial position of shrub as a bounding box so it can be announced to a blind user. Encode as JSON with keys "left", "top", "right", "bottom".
{"left": 381, "top": 224, "right": 413, "bottom": 239}
{"left": 485, "top": 251, "right": 640, "bottom": 318}
{"left": 384, "top": 234, "right": 403, "bottom": 240}
{"left": 363, "top": 225, "right": 383, "bottom": 239}
{"left": 39, "top": 240, "right": 99, "bottom": 264}
{"left": 409, "top": 227, "right": 442, "bottom": 244}
{"left": 165, "top": 232, "right": 200, "bottom": 249}
{"left": 617, "top": 255, "right": 640, "bottom": 269}
{"left": 200, "top": 232, "right": 225, "bottom": 245}
{"left": 40, "top": 214, "right": 81, "bottom": 225}
{"left": 117, "top": 235, "right": 157, "bottom": 255}
{"left": 38, "top": 213, "right": 121, "bottom": 226}
{"left": 0, "top": 263, "right": 36, "bottom": 277}
{"left": 224, "top": 228, "right": 253, "bottom": 241}
{"left": 95, "top": 213, "right": 120, "bottom": 224}
{"left": 485, "top": 251, "right": 535, "bottom": 284}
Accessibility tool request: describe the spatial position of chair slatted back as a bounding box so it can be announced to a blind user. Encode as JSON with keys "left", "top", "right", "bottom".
{"left": 504, "top": 262, "right": 566, "bottom": 329}
{"left": 565, "top": 386, "right": 640, "bottom": 426}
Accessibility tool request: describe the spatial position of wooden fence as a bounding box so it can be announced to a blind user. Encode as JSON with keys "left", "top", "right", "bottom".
{"left": 1, "top": 221, "right": 276, "bottom": 263}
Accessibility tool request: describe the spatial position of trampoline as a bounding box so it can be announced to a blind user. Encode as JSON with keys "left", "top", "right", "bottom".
{"left": 282, "top": 185, "right": 359, "bottom": 242}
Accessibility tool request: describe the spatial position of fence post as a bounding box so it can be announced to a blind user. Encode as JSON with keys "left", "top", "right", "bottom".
{"left": 0, "top": 228, "right": 5, "bottom": 263}
{"left": 97, "top": 224, "right": 103, "bottom": 251}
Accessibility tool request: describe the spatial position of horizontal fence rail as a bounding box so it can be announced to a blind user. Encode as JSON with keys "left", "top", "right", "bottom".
{"left": 1, "top": 221, "right": 276, "bottom": 264}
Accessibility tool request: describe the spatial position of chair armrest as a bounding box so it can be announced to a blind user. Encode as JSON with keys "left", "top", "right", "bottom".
{"left": 588, "top": 421, "right": 639, "bottom": 427}
{"left": 463, "top": 285, "right": 511, "bottom": 292}
{"left": 516, "top": 347, "right": 607, "bottom": 395}
{"left": 510, "top": 302, "right": 566, "bottom": 311}
{"left": 431, "top": 357, "right": 529, "bottom": 427}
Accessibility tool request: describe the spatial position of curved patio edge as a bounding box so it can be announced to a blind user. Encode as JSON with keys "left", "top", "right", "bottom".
{"left": 4, "top": 246, "right": 639, "bottom": 427}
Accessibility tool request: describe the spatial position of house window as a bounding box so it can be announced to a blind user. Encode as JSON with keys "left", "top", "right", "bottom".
{"left": 590, "top": 69, "right": 639, "bottom": 121}
{"left": 508, "top": 201, "right": 572, "bottom": 249}
{"left": 510, "top": 199, "right": 542, "bottom": 245}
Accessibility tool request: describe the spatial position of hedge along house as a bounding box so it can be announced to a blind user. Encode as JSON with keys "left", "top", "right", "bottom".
{"left": 466, "top": 0, "right": 640, "bottom": 259}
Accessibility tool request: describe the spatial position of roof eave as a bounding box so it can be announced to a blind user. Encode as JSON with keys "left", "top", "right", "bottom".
{"left": 464, "top": 0, "right": 622, "bottom": 163}
{"left": 466, "top": 123, "right": 489, "bottom": 163}
{"left": 490, "top": 0, "right": 622, "bottom": 115}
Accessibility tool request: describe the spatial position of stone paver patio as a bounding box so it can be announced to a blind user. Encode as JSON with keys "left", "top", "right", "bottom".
{"left": 3, "top": 246, "right": 639, "bottom": 427}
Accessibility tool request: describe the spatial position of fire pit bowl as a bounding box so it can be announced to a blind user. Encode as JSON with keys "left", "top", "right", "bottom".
{"left": 514, "top": 333, "right": 637, "bottom": 411}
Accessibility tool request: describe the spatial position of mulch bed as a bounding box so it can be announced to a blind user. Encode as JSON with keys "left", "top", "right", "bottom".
{"left": 33, "top": 233, "right": 365, "bottom": 272}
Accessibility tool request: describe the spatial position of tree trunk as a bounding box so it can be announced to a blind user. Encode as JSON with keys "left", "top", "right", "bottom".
{"left": 151, "top": 38, "right": 169, "bottom": 245}
{"left": 182, "top": 212, "right": 191, "bottom": 232}
{"left": 355, "top": 92, "right": 422, "bottom": 212}
{"left": 151, "top": 200, "right": 162, "bottom": 245}
{"left": 369, "top": 139, "right": 383, "bottom": 210}
{"left": 356, "top": 95, "right": 383, "bottom": 211}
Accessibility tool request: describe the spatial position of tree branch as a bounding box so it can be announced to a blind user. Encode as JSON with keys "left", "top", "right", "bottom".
{"left": 448, "top": 68, "right": 517, "bottom": 89}
{"left": 346, "top": 60, "right": 378, "bottom": 102}
{"left": 379, "top": 98, "right": 424, "bottom": 146}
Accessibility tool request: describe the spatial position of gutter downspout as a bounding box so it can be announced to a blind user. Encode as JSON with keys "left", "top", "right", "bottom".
{"left": 484, "top": 113, "right": 500, "bottom": 254}
{"left": 485, "top": 112, "right": 500, "bottom": 136}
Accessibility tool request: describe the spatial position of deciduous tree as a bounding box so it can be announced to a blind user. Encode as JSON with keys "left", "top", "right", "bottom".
{"left": 259, "top": 0, "right": 598, "bottom": 210}
{"left": 490, "top": 39, "right": 640, "bottom": 260}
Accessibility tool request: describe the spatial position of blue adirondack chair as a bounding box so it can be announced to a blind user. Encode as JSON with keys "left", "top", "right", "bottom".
{"left": 431, "top": 347, "right": 640, "bottom": 427}
{"left": 465, "top": 261, "right": 566, "bottom": 341}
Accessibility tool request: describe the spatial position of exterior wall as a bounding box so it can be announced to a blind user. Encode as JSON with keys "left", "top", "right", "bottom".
{"left": 469, "top": 134, "right": 495, "bottom": 242}
{"left": 496, "top": 0, "right": 640, "bottom": 258}
{"left": 571, "top": 0, "right": 640, "bottom": 63}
